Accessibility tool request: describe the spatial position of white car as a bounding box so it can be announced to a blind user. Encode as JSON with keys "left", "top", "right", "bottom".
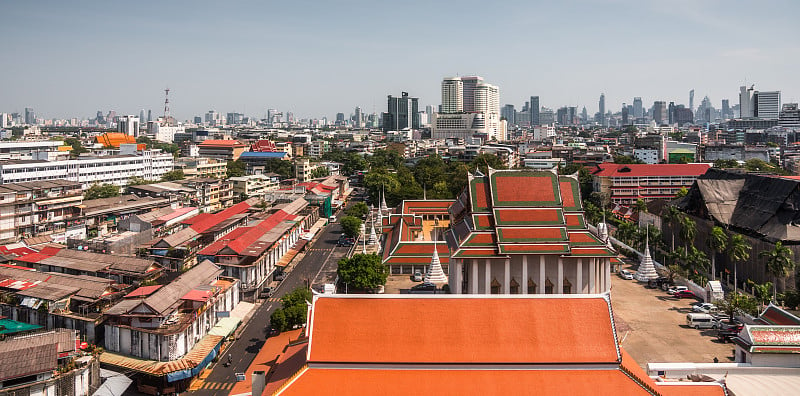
{"left": 667, "top": 286, "right": 688, "bottom": 295}
{"left": 412, "top": 271, "right": 423, "bottom": 282}
{"left": 692, "top": 303, "right": 718, "bottom": 314}
{"left": 618, "top": 269, "right": 635, "bottom": 280}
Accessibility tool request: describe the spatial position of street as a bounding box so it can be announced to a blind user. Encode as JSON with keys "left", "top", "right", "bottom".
{"left": 186, "top": 216, "right": 349, "bottom": 395}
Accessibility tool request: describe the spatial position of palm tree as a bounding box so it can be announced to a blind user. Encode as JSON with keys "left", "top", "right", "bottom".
{"left": 759, "top": 241, "right": 795, "bottom": 302}
{"left": 688, "top": 246, "right": 711, "bottom": 279}
{"left": 679, "top": 215, "right": 696, "bottom": 251}
{"left": 635, "top": 199, "right": 648, "bottom": 213}
{"left": 663, "top": 206, "right": 682, "bottom": 251}
{"left": 707, "top": 226, "right": 728, "bottom": 281}
{"left": 727, "top": 234, "right": 751, "bottom": 292}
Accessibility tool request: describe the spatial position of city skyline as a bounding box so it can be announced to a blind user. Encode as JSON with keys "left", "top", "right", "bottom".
{"left": 2, "top": 0, "right": 799, "bottom": 121}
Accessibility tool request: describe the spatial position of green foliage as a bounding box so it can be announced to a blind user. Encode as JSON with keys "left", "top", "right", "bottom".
{"left": 664, "top": 264, "right": 686, "bottom": 285}
{"left": 161, "top": 169, "right": 185, "bottom": 181}
{"left": 634, "top": 199, "right": 647, "bottom": 213}
{"left": 345, "top": 202, "right": 369, "bottom": 218}
{"left": 321, "top": 150, "right": 367, "bottom": 176}
{"left": 337, "top": 253, "right": 389, "bottom": 290}
{"left": 368, "top": 149, "right": 404, "bottom": 170}
{"left": 714, "top": 159, "right": 740, "bottom": 168}
{"left": 471, "top": 153, "right": 507, "bottom": 175}
{"left": 715, "top": 292, "right": 759, "bottom": 319}
{"left": 759, "top": 241, "right": 795, "bottom": 300}
{"left": 270, "top": 287, "right": 312, "bottom": 332}
{"left": 128, "top": 176, "right": 156, "bottom": 186}
{"left": 64, "top": 137, "right": 88, "bottom": 158}
{"left": 339, "top": 216, "right": 362, "bottom": 238}
{"left": 748, "top": 280, "right": 774, "bottom": 306}
{"left": 226, "top": 160, "right": 246, "bottom": 178}
{"left": 558, "top": 164, "right": 594, "bottom": 200}
{"left": 137, "top": 136, "right": 180, "bottom": 157}
{"left": 675, "top": 187, "right": 689, "bottom": 199}
{"left": 84, "top": 183, "right": 120, "bottom": 200}
{"left": 257, "top": 158, "right": 293, "bottom": 179}
{"left": 783, "top": 290, "right": 800, "bottom": 310}
{"left": 310, "top": 166, "right": 330, "bottom": 179}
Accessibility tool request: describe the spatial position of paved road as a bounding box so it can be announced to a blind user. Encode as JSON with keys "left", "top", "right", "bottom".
{"left": 188, "top": 217, "right": 349, "bottom": 395}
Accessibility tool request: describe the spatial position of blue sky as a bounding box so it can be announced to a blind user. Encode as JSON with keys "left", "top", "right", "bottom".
{"left": 1, "top": 0, "right": 798, "bottom": 121}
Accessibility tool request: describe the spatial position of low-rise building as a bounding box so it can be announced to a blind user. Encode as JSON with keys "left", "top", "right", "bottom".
{"left": 229, "top": 174, "right": 280, "bottom": 200}
{"left": 81, "top": 194, "right": 172, "bottom": 238}
{"left": 196, "top": 139, "right": 248, "bottom": 161}
{"left": 174, "top": 157, "right": 227, "bottom": 179}
{"left": 14, "top": 246, "right": 162, "bottom": 285}
{"left": 0, "top": 180, "right": 84, "bottom": 243}
{"left": 592, "top": 163, "right": 711, "bottom": 205}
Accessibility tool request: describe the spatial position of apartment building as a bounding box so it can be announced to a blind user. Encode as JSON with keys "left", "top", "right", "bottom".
{"left": 196, "top": 139, "right": 248, "bottom": 161}
{"left": 0, "top": 150, "right": 174, "bottom": 188}
{"left": 174, "top": 157, "right": 227, "bottom": 179}
{"left": 0, "top": 180, "right": 84, "bottom": 242}
{"left": 229, "top": 174, "right": 280, "bottom": 199}
{"left": 592, "top": 163, "right": 711, "bottom": 205}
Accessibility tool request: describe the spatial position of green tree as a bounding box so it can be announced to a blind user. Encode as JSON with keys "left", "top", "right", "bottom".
{"left": 634, "top": 199, "right": 647, "bottom": 213}
{"left": 270, "top": 287, "right": 312, "bottom": 332}
{"left": 664, "top": 263, "right": 686, "bottom": 286}
{"left": 339, "top": 215, "right": 362, "bottom": 238}
{"left": 470, "top": 153, "right": 507, "bottom": 175}
{"left": 679, "top": 215, "right": 696, "bottom": 250}
{"left": 662, "top": 206, "right": 682, "bottom": 251}
{"left": 413, "top": 154, "right": 447, "bottom": 191}
{"left": 345, "top": 202, "right": 369, "bottom": 218}
{"left": 269, "top": 309, "right": 288, "bottom": 332}
{"left": 727, "top": 234, "right": 751, "bottom": 292}
{"left": 336, "top": 253, "right": 389, "bottom": 291}
{"left": 715, "top": 291, "right": 758, "bottom": 320}
{"left": 759, "top": 241, "right": 795, "bottom": 301}
{"left": 687, "top": 246, "right": 710, "bottom": 279}
{"left": 128, "top": 176, "right": 155, "bottom": 186}
{"left": 675, "top": 187, "right": 689, "bottom": 199}
{"left": 84, "top": 183, "right": 120, "bottom": 200}
{"left": 226, "top": 160, "right": 246, "bottom": 178}
{"left": 64, "top": 137, "right": 89, "bottom": 158}
{"left": 310, "top": 166, "right": 330, "bottom": 179}
{"left": 748, "top": 280, "right": 774, "bottom": 308}
{"left": 280, "top": 287, "right": 312, "bottom": 309}
{"left": 714, "top": 159, "right": 740, "bottom": 168}
{"left": 368, "top": 149, "right": 404, "bottom": 170}
{"left": 707, "top": 226, "right": 728, "bottom": 281}
{"left": 161, "top": 169, "right": 185, "bottom": 181}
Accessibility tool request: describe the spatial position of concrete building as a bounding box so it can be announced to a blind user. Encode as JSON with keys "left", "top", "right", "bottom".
{"left": 149, "top": 122, "right": 185, "bottom": 143}
{"left": 196, "top": 140, "right": 248, "bottom": 161}
{"left": 118, "top": 115, "right": 140, "bottom": 137}
{"left": 592, "top": 163, "right": 711, "bottom": 205}
{"left": 0, "top": 140, "right": 68, "bottom": 161}
{"left": 229, "top": 174, "right": 280, "bottom": 199}
{"left": 432, "top": 76, "right": 501, "bottom": 141}
{"left": 383, "top": 92, "right": 419, "bottom": 132}
{"left": 0, "top": 180, "right": 84, "bottom": 242}
{"left": 175, "top": 157, "right": 227, "bottom": 179}
{"left": 755, "top": 90, "right": 781, "bottom": 119}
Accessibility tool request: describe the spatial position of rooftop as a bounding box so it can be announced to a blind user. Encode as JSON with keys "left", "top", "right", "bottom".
{"left": 593, "top": 163, "right": 711, "bottom": 178}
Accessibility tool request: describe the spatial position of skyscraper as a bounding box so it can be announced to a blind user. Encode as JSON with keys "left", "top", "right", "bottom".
{"left": 432, "top": 76, "right": 501, "bottom": 140}
{"left": 501, "top": 104, "right": 516, "bottom": 126}
{"left": 383, "top": 92, "right": 419, "bottom": 132}
{"left": 689, "top": 89, "right": 695, "bottom": 112}
{"left": 354, "top": 106, "right": 364, "bottom": 128}
{"left": 721, "top": 99, "right": 730, "bottom": 119}
{"left": 440, "top": 77, "right": 464, "bottom": 113}
{"left": 118, "top": 115, "right": 140, "bottom": 137}
{"left": 24, "top": 108, "right": 35, "bottom": 125}
{"left": 530, "top": 96, "right": 540, "bottom": 126}
{"left": 599, "top": 93, "right": 606, "bottom": 126}
{"left": 740, "top": 85, "right": 755, "bottom": 118}
{"left": 653, "top": 101, "right": 667, "bottom": 125}
{"left": 633, "top": 97, "right": 643, "bottom": 119}
{"left": 754, "top": 91, "right": 781, "bottom": 119}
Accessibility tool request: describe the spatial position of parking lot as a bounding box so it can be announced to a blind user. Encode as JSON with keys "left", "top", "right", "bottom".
{"left": 610, "top": 265, "right": 735, "bottom": 367}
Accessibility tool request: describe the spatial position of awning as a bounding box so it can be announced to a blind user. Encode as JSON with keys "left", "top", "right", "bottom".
{"left": 208, "top": 317, "right": 242, "bottom": 337}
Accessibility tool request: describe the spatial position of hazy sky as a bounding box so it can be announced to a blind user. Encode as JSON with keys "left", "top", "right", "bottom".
{"left": 2, "top": 0, "right": 798, "bottom": 121}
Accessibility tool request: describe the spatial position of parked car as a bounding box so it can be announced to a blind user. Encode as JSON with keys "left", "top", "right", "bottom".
{"left": 274, "top": 272, "right": 285, "bottom": 282}
{"left": 692, "top": 303, "right": 718, "bottom": 314}
{"left": 667, "top": 286, "right": 689, "bottom": 295}
{"left": 715, "top": 318, "right": 744, "bottom": 342}
{"left": 648, "top": 277, "right": 670, "bottom": 289}
{"left": 618, "top": 269, "right": 635, "bottom": 280}
{"left": 337, "top": 236, "right": 355, "bottom": 246}
{"left": 674, "top": 290, "right": 696, "bottom": 299}
{"left": 686, "top": 313, "right": 718, "bottom": 329}
{"left": 409, "top": 282, "right": 436, "bottom": 294}
{"left": 259, "top": 287, "right": 273, "bottom": 299}
{"left": 411, "top": 271, "right": 423, "bottom": 282}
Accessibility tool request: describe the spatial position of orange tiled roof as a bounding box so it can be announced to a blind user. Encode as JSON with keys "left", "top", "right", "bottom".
{"left": 492, "top": 173, "right": 557, "bottom": 205}
{"left": 306, "top": 296, "right": 620, "bottom": 364}
{"left": 95, "top": 132, "right": 137, "bottom": 148}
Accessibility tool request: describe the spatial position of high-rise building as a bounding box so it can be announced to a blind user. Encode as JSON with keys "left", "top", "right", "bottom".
{"left": 383, "top": 92, "right": 419, "bottom": 132}
{"left": 501, "top": 104, "right": 516, "bottom": 126}
{"left": 539, "top": 107, "right": 555, "bottom": 125}
{"left": 432, "top": 76, "right": 501, "bottom": 140}
{"left": 754, "top": 90, "right": 781, "bottom": 119}
{"left": 24, "top": 108, "right": 35, "bottom": 125}
{"left": 581, "top": 107, "right": 588, "bottom": 124}
{"left": 740, "top": 85, "right": 755, "bottom": 118}
{"left": 530, "top": 96, "right": 540, "bottom": 126}
{"left": 440, "top": 77, "right": 464, "bottom": 113}
{"left": 668, "top": 102, "right": 676, "bottom": 125}
{"left": 599, "top": 93, "right": 606, "bottom": 126}
{"left": 354, "top": 107, "right": 364, "bottom": 128}
{"left": 556, "top": 107, "right": 569, "bottom": 125}
{"left": 118, "top": 115, "right": 140, "bottom": 137}
{"left": 139, "top": 109, "right": 146, "bottom": 123}
{"left": 653, "top": 101, "right": 667, "bottom": 125}
{"left": 335, "top": 113, "right": 345, "bottom": 126}
{"left": 721, "top": 99, "right": 731, "bottom": 119}
{"left": 147, "top": 109, "right": 152, "bottom": 122}
{"left": 779, "top": 103, "right": 800, "bottom": 128}
{"left": 633, "top": 97, "right": 643, "bottom": 119}
{"left": 689, "top": 89, "right": 695, "bottom": 112}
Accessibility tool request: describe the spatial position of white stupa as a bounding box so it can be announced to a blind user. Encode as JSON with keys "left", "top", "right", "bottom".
{"left": 380, "top": 185, "right": 388, "bottom": 213}
{"left": 360, "top": 222, "right": 367, "bottom": 254}
{"left": 367, "top": 222, "right": 378, "bottom": 246}
{"left": 597, "top": 212, "right": 610, "bottom": 247}
{"left": 424, "top": 234, "right": 448, "bottom": 284}
{"left": 635, "top": 230, "right": 659, "bottom": 282}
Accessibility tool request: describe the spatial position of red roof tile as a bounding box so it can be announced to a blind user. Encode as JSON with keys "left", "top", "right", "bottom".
{"left": 497, "top": 227, "right": 565, "bottom": 242}
{"left": 198, "top": 139, "right": 246, "bottom": 147}
{"left": 124, "top": 285, "right": 163, "bottom": 298}
{"left": 491, "top": 172, "right": 559, "bottom": 205}
{"left": 593, "top": 163, "right": 711, "bottom": 177}
{"left": 181, "top": 289, "right": 212, "bottom": 301}
{"left": 494, "top": 208, "right": 562, "bottom": 224}
{"left": 189, "top": 200, "right": 253, "bottom": 233}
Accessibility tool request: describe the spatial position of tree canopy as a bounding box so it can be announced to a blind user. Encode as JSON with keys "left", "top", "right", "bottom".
{"left": 310, "top": 166, "right": 330, "bottom": 179}
{"left": 84, "top": 183, "right": 120, "bottom": 200}
{"left": 226, "top": 159, "right": 246, "bottom": 178}
{"left": 345, "top": 202, "right": 369, "bottom": 218}
{"left": 270, "top": 287, "right": 312, "bottom": 332}
{"left": 339, "top": 216, "right": 362, "bottom": 238}
{"left": 161, "top": 169, "right": 185, "bottom": 181}
{"left": 336, "top": 253, "right": 389, "bottom": 291}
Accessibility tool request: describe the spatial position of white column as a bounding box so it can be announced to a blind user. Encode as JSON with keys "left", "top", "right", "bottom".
{"left": 539, "top": 256, "right": 546, "bottom": 294}
{"left": 557, "top": 258, "right": 564, "bottom": 294}
{"left": 522, "top": 256, "right": 528, "bottom": 295}
{"left": 504, "top": 258, "right": 510, "bottom": 294}
{"left": 455, "top": 260, "right": 463, "bottom": 294}
{"left": 484, "top": 259, "right": 491, "bottom": 294}
{"left": 605, "top": 258, "right": 611, "bottom": 293}
{"left": 589, "top": 258, "right": 596, "bottom": 294}
{"left": 577, "top": 258, "right": 583, "bottom": 294}
{"left": 472, "top": 260, "right": 479, "bottom": 294}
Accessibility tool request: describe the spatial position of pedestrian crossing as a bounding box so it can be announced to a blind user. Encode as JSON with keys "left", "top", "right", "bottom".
{"left": 197, "top": 381, "right": 235, "bottom": 391}
{"left": 265, "top": 297, "right": 282, "bottom": 302}
{"left": 307, "top": 248, "right": 332, "bottom": 252}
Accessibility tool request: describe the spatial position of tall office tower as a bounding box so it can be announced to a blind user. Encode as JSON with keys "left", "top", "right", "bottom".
{"left": 668, "top": 102, "right": 676, "bottom": 125}
{"left": 539, "top": 107, "right": 555, "bottom": 125}
{"left": 779, "top": 103, "right": 800, "bottom": 128}
{"left": 383, "top": 92, "right": 419, "bottom": 132}
{"left": 139, "top": 109, "right": 146, "bottom": 123}
{"left": 441, "top": 77, "right": 464, "bottom": 113}
{"left": 354, "top": 107, "right": 364, "bottom": 128}
{"left": 335, "top": 113, "right": 345, "bottom": 125}
{"left": 501, "top": 104, "right": 516, "bottom": 125}
{"left": 205, "top": 110, "right": 217, "bottom": 124}
{"left": 740, "top": 85, "right": 755, "bottom": 118}
{"left": 460, "top": 76, "right": 484, "bottom": 112}
{"left": 530, "top": 96, "right": 540, "bottom": 125}
{"left": 118, "top": 115, "right": 140, "bottom": 137}
{"left": 633, "top": 97, "right": 643, "bottom": 119}
{"left": 568, "top": 107, "right": 577, "bottom": 125}
{"left": 621, "top": 107, "right": 629, "bottom": 125}
{"left": 652, "top": 101, "right": 667, "bottom": 125}
{"left": 286, "top": 112, "right": 294, "bottom": 124}
{"left": 96, "top": 111, "right": 105, "bottom": 124}
{"left": 754, "top": 91, "right": 781, "bottom": 119}
{"left": 0, "top": 113, "right": 8, "bottom": 128}
{"left": 107, "top": 111, "right": 117, "bottom": 124}
{"left": 147, "top": 110, "right": 152, "bottom": 122}
{"left": 689, "top": 89, "right": 695, "bottom": 112}
{"left": 581, "top": 107, "right": 588, "bottom": 124}
{"left": 24, "top": 108, "right": 35, "bottom": 125}
{"left": 425, "top": 105, "right": 435, "bottom": 120}
{"left": 721, "top": 99, "right": 730, "bottom": 119}
{"left": 598, "top": 94, "right": 606, "bottom": 126}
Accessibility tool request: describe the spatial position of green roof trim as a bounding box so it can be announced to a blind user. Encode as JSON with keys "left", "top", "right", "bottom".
{"left": 493, "top": 208, "right": 565, "bottom": 226}
{"left": 496, "top": 227, "right": 568, "bottom": 243}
